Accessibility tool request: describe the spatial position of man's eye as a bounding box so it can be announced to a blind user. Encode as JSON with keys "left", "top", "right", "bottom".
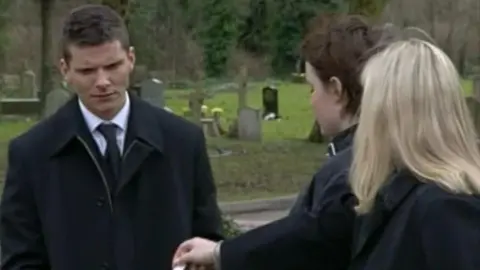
{"left": 78, "top": 68, "right": 95, "bottom": 74}
{"left": 106, "top": 63, "right": 120, "bottom": 70}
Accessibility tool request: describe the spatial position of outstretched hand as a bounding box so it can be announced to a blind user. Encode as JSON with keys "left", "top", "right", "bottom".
{"left": 172, "top": 237, "right": 218, "bottom": 270}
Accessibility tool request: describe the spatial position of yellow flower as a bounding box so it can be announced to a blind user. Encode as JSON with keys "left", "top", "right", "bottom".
{"left": 211, "top": 107, "right": 224, "bottom": 114}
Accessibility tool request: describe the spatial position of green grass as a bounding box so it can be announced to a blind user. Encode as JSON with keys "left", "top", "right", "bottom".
{"left": 0, "top": 82, "right": 322, "bottom": 201}
{"left": 463, "top": 79, "right": 474, "bottom": 96}
{"left": 0, "top": 79, "right": 474, "bottom": 201}
{"left": 165, "top": 81, "right": 314, "bottom": 141}
{"left": 163, "top": 81, "right": 326, "bottom": 201}
{"left": 166, "top": 81, "right": 322, "bottom": 201}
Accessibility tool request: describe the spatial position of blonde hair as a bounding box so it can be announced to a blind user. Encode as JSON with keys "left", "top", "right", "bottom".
{"left": 350, "top": 38, "right": 480, "bottom": 214}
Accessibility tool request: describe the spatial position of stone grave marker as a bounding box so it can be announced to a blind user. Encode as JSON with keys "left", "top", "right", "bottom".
{"left": 1, "top": 74, "right": 20, "bottom": 97}
{"left": 237, "top": 107, "right": 262, "bottom": 141}
{"left": 262, "top": 85, "right": 279, "bottom": 120}
{"left": 139, "top": 78, "right": 165, "bottom": 108}
{"left": 20, "top": 70, "right": 38, "bottom": 98}
{"left": 43, "top": 88, "right": 72, "bottom": 118}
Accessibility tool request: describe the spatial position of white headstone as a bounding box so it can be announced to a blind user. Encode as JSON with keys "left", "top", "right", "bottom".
{"left": 21, "top": 70, "right": 38, "bottom": 98}
{"left": 237, "top": 107, "right": 262, "bottom": 141}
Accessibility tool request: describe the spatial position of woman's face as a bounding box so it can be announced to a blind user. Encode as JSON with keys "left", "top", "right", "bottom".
{"left": 305, "top": 62, "right": 346, "bottom": 137}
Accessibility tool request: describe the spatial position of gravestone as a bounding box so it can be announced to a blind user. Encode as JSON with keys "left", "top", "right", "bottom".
{"left": 237, "top": 107, "right": 262, "bottom": 141}
{"left": 262, "top": 85, "right": 279, "bottom": 119}
{"left": 1, "top": 74, "right": 20, "bottom": 97}
{"left": 132, "top": 65, "right": 148, "bottom": 85}
{"left": 43, "top": 88, "right": 72, "bottom": 118}
{"left": 139, "top": 78, "right": 165, "bottom": 108}
{"left": 20, "top": 70, "right": 38, "bottom": 98}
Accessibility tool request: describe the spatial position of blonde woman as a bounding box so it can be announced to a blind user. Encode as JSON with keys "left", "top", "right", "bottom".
{"left": 349, "top": 39, "right": 480, "bottom": 269}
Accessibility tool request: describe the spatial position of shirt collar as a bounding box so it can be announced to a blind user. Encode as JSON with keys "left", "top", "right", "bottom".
{"left": 78, "top": 94, "right": 130, "bottom": 133}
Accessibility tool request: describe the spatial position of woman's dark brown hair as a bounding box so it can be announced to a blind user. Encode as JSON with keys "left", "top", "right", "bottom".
{"left": 301, "top": 14, "right": 394, "bottom": 115}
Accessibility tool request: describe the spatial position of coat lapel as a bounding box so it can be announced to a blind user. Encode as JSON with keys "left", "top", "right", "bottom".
{"left": 117, "top": 139, "right": 153, "bottom": 193}
{"left": 351, "top": 170, "right": 420, "bottom": 259}
{"left": 115, "top": 94, "right": 164, "bottom": 194}
{"left": 49, "top": 95, "right": 103, "bottom": 160}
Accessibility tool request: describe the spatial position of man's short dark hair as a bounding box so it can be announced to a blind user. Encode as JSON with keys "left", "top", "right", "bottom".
{"left": 60, "top": 4, "right": 130, "bottom": 62}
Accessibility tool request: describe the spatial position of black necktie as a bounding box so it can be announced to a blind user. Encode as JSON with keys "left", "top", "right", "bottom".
{"left": 97, "top": 123, "right": 121, "bottom": 191}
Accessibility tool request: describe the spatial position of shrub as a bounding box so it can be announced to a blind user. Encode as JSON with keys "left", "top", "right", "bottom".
{"left": 221, "top": 215, "right": 243, "bottom": 238}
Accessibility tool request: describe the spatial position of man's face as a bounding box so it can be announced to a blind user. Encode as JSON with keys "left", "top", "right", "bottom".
{"left": 60, "top": 40, "right": 135, "bottom": 119}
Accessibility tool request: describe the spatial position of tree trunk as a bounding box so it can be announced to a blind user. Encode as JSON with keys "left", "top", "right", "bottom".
{"left": 39, "top": 0, "right": 53, "bottom": 116}
{"left": 307, "top": 121, "right": 323, "bottom": 143}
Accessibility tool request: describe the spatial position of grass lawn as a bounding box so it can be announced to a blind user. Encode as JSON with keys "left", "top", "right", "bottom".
{"left": 0, "top": 79, "right": 474, "bottom": 201}
{"left": 0, "top": 82, "right": 325, "bottom": 201}
{"left": 166, "top": 81, "right": 325, "bottom": 201}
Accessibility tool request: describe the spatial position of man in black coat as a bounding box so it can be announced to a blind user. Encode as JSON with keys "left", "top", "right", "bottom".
{"left": 0, "top": 4, "right": 223, "bottom": 270}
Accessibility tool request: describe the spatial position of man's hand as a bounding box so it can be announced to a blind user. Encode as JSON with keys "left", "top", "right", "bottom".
{"left": 172, "top": 237, "right": 218, "bottom": 270}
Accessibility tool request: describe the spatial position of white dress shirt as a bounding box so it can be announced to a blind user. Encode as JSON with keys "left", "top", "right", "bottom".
{"left": 78, "top": 95, "right": 130, "bottom": 155}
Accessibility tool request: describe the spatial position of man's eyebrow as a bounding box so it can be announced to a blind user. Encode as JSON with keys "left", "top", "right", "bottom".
{"left": 75, "top": 59, "right": 124, "bottom": 70}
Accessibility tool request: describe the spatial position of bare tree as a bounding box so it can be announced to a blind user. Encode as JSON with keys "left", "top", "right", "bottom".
{"left": 39, "top": 0, "right": 53, "bottom": 114}
{"left": 382, "top": 0, "right": 478, "bottom": 75}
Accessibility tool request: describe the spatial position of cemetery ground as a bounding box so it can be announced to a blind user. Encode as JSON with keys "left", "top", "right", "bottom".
{"left": 0, "top": 80, "right": 474, "bottom": 202}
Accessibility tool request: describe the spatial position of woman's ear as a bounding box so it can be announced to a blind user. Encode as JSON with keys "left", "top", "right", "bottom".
{"left": 329, "top": 76, "right": 344, "bottom": 102}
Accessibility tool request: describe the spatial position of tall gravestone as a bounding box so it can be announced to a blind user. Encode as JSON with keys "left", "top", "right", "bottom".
{"left": 20, "top": 70, "right": 38, "bottom": 98}
{"left": 237, "top": 107, "right": 262, "bottom": 141}
{"left": 139, "top": 78, "right": 165, "bottom": 108}
{"left": 262, "top": 85, "right": 279, "bottom": 119}
{"left": 43, "top": 88, "right": 72, "bottom": 118}
{"left": 262, "top": 86, "right": 280, "bottom": 119}
{"left": 1, "top": 74, "right": 20, "bottom": 97}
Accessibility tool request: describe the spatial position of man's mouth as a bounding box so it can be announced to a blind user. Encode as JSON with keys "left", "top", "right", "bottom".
{"left": 93, "top": 92, "right": 115, "bottom": 98}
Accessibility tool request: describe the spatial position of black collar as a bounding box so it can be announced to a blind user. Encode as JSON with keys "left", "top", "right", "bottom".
{"left": 48, "top": 93, "right": 164, "bottom": 157}
{"left": 377, "top": 169, "right": 421, "bottom": 211}
{"left": 327, "top": 124, "right": 357, "bottom": 157}
{"left": 352, "top": 169, "right": 421, "bottom": 259}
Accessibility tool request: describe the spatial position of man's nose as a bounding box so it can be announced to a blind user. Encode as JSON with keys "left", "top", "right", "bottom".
{"left": 94, "top": 69, "right": 111, "bottom": 89}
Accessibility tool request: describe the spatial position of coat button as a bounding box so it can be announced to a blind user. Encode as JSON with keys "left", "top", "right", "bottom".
{"left": 96, "top": 197, "right": 105, "bottom": 207}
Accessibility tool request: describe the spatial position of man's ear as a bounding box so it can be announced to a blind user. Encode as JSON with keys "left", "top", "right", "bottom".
{"left": 59, "top": 58, "right": 69, "bottom": 81}
{"left": 329, "top": 76, "right": 344, "bottom": 102}
{"left": 127, "top": 46, "right": 136, "bottom": 71}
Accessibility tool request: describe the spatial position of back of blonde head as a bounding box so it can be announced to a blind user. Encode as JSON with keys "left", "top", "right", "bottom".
{"left": 351, "top": 39, "right": 480, "bottom": 214}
